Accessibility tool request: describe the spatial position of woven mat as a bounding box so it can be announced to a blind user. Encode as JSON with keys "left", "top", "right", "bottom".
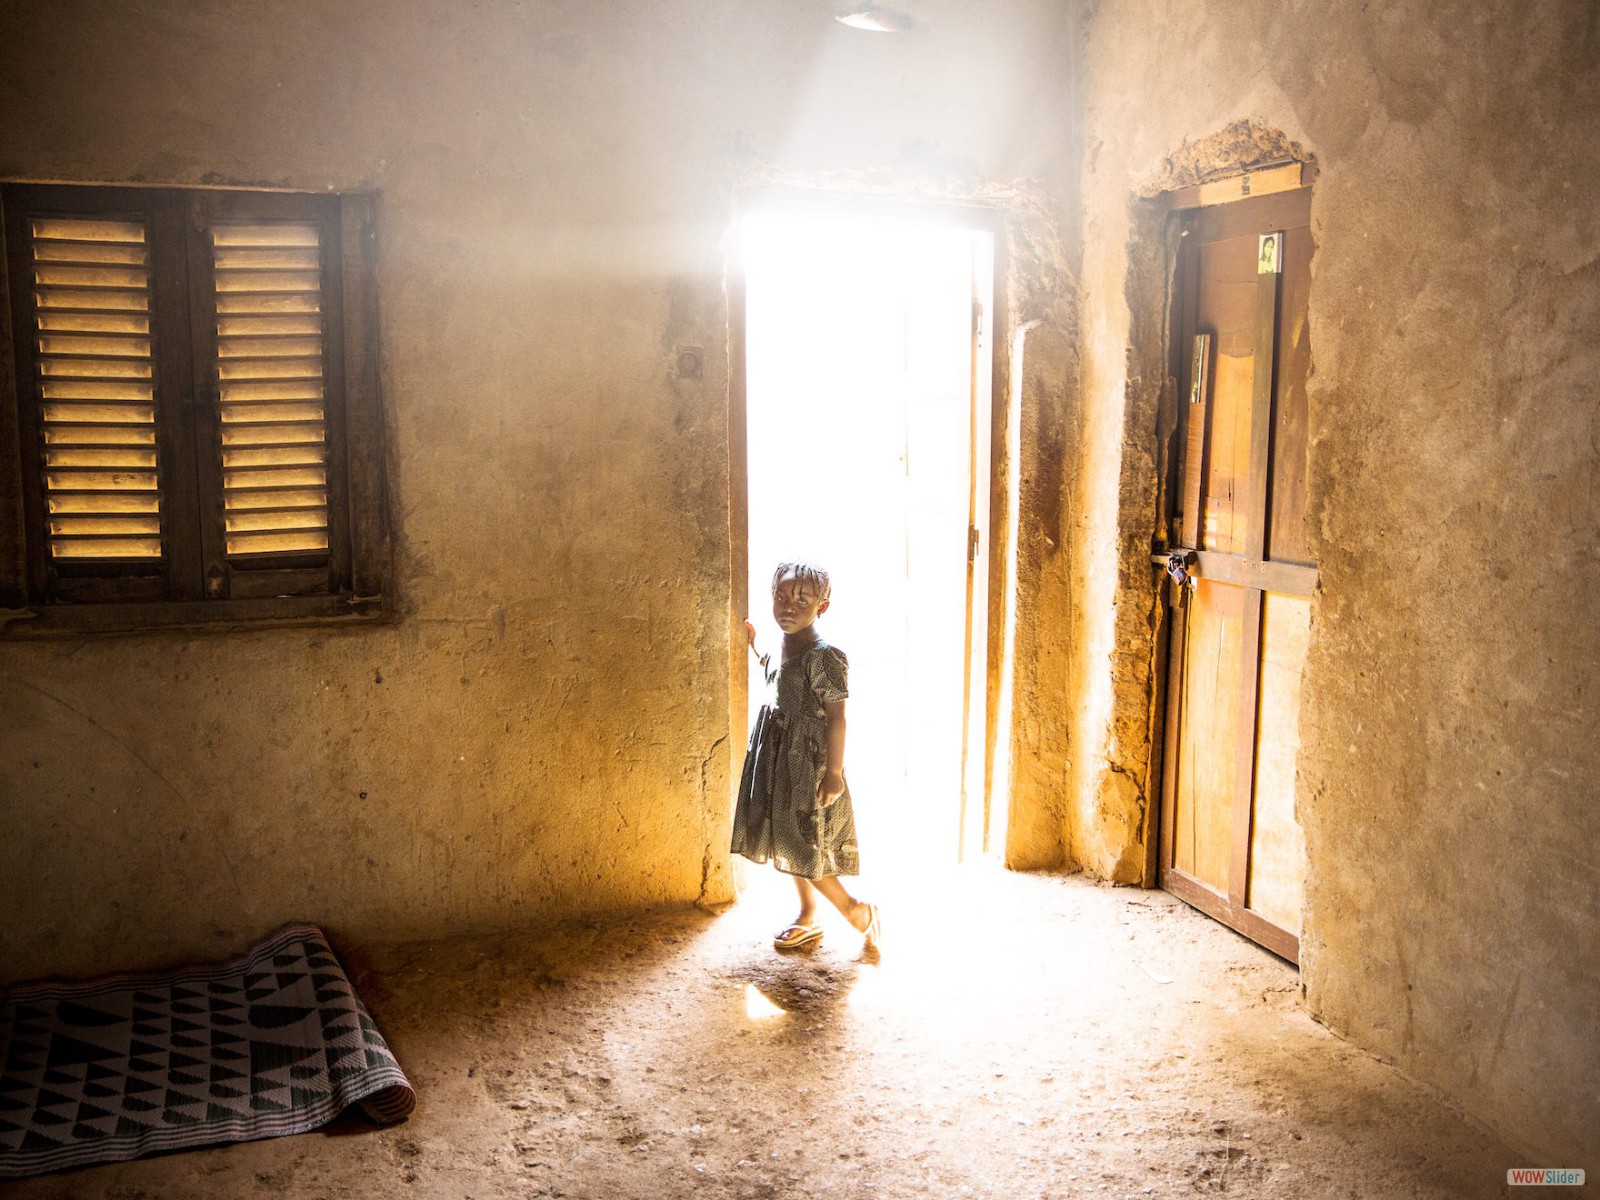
{"left": 0, "top": 924, "right": 414, "bottom": 1178}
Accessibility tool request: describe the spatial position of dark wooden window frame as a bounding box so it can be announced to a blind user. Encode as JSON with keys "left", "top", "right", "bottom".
{"left": 0, "top": 183, "right": 390, "bottom": 636}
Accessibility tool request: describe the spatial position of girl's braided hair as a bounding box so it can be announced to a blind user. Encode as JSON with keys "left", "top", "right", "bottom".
{"left": 771, "top": 560, "right": 831, "bottom": 601}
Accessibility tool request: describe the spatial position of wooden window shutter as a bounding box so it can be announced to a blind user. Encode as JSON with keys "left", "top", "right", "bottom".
{"left": 1, "top": 184, "right": 386, "bottom": 630}
{"left": 186, "top": 191, "right": 349, "bottom": 601}
{"left": 29, "top": 215, "right": 163, "bottom": 563}
{"left": 4, "top": 187, "right": 201, "bottom": 605}
{"left": 212, "top": 221, "right": 331, "bottom": 558}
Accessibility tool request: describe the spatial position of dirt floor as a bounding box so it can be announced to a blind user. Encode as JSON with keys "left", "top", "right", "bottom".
{"left": 7, "top": 868, "right": 1543, "bottom": 1199}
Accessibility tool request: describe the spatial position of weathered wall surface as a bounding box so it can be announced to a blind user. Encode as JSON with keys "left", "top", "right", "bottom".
{"left": 1074, "top": 0, "right": 1600, "bottom": 1162}
{"left": 0, "top": 1, "right": 1077, "bottom": 980}
{"left": 1002, "top": 318, "right": 1077, "bottom": 870}
{"left": 998, "top": 179, "right": 1081, "bottom": 869}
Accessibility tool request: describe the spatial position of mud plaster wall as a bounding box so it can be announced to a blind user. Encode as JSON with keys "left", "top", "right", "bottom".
{"left": 1000, "top": 208, "right": 1081, "bottom": 871}
{"left": 1074, "top": 0, "right": 1600, "bottom": 1162}
{"left": 0, "top": 1, "right": 1078, "bottom": 981}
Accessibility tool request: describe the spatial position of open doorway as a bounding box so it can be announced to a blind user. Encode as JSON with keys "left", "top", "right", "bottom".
{"left": 735, "top": 196, "right": 996, "bottom": 881}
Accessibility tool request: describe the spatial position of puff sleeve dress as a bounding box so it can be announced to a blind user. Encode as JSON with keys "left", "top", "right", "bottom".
{"left": 730, "top": 640, "right": 861, "bottom": 880}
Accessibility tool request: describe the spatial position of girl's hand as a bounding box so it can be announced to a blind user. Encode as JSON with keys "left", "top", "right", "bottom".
{"left": 818, "top": 769, "right": 846, "bottom": 808}
{"left": 744, "top": 619, "right": 757, "bottom": 649}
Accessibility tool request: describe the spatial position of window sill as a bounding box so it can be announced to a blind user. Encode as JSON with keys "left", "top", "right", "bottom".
{"left": 0, "top": 594, "right": 388, "bottom": 638}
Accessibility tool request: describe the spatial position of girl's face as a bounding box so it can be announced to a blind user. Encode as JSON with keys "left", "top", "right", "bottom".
{"left": 772, "top": 570, "right": 829, "bottom": 636}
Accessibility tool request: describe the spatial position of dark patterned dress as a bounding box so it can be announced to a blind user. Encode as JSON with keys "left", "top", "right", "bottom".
{"left": 730, "top": 640, "right": 860, "bottom": 879}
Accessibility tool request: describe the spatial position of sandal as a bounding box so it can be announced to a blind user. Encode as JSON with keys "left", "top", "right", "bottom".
{"left": 773, "top": 923, "right": 824, "bottom": 950}
{"left": 861, "top": 904, "right": 881, "bottom": 951}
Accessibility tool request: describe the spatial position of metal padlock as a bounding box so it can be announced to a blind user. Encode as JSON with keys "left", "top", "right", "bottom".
{"left": 1164, "top": 551, "right": 1195, "bottom": 592}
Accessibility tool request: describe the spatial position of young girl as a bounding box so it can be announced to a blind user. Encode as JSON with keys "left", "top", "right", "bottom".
{"left": 731, "top": 561, "right": 881, "bottom": 952}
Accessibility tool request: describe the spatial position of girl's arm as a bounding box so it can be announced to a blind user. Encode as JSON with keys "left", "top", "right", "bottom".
{"left": 818, "top": 698, "right": 847, "bottom": 807}
{"left": 745, "top": 619, "right": 776, "bottom": 685}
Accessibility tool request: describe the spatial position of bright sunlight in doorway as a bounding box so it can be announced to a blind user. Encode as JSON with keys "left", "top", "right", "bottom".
{"left": 740, "top": 202, "right": 995, "bottom": 883}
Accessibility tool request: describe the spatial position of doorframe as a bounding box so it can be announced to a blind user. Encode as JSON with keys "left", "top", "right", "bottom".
{"left": 725, "top": 186, "right": 1014, "bottom": 863}
{"left": 1145, "top": 167, "right": 1318, "bottom": 964}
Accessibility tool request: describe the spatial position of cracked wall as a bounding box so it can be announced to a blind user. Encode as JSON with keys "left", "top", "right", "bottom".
{"left": 1073, "top": 0, "right": 1600, "bottom": 1164}
{"left": 0, "top": 0, "right": 1078, "bottom": 980}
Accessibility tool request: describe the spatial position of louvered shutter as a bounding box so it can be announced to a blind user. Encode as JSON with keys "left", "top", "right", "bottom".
{"left": 28, "top": 216, "right": 163, "bottom": 562}
{"left": 210, "top": 221, "right": 330, "bottom": 559}
{"left": 5, "top": 187, "right": 201, "bottom": 604}
{"left": 2, "top": 184, "right": 383, "bottom": 627}
{"left": 186, "top": 191, "right": 347, "bottom": 600}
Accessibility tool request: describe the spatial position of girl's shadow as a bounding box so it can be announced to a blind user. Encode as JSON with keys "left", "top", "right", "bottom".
{"left": 726, "top": 941, "right": 877, "bottom": 1026}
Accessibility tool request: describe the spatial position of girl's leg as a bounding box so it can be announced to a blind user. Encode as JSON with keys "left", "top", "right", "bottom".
{"left": 790, "top": 874, "right": 820, "bottom": 928}
{"left": 772, "top": 875, "right": 825, "bottom": 948}
{"left": 809, "top": 875, "right": 873, "bottom": 934}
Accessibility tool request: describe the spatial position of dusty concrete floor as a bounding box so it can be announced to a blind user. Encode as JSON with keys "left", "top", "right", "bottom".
{"left": 8, "top": 869, "right": 1541, "bottom": 1199}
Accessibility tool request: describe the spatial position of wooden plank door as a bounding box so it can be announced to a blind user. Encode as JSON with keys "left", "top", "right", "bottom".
{"left": 1159, "top": 186, "right": 1316, "bottom": 963}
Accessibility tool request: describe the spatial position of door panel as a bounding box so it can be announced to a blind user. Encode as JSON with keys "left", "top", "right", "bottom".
{"left": 1172, "top": 578, "right": 1245, "bottom": 889}
{"left": 1203, "top": 347, "right": 1255, "bottom": 554}
{"left": 1159, "top": 184, "right": 1316, "bottom": 964}
{"left": 1268, "top": 223, "right": 1315, "bottom": 566}
{"left": 1198, "top": 233, "right": 1258, "bottom": 555}
{"left": 1246, "top": 592, "right": 1310, "bottom": 933}
{"left": 902, "top": 240, "right": 985, "bottom": 861}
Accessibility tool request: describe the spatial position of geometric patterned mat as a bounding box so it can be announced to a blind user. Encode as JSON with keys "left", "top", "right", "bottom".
{"left": 0, "top": 924, "right": 414, "bottom": 1179}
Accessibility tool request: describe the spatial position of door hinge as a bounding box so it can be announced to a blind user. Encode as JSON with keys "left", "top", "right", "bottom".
{"left": 968, "top": 525, "right": 980, "bottom": 562}
{"left": 972, "top": 299, "right": 984, "bottom": 336}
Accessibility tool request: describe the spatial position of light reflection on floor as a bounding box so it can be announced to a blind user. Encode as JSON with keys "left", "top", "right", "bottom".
{"left": 1, "top": 870, "right": 1522, "bottom": 1199}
